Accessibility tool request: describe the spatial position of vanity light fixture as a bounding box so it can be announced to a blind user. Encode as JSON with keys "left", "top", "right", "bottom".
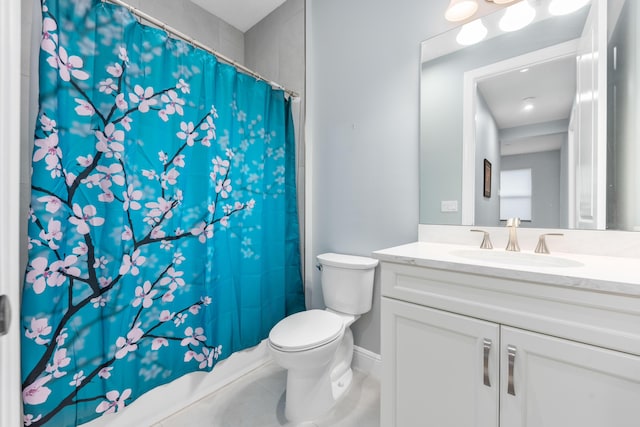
{"left": 456, "top": 19, "right": 488, "bottom": 45}
{"left": 445, "top": 0, "right": 518, "bottom": 23}
{"left": 548, "top": 0, "right": 590, "bottom": 16}
{"left": 499, "top": 0, "right": 536, "bottom": 32}
{"left": 445, "top": 0, "right": 479, "bottom": 22}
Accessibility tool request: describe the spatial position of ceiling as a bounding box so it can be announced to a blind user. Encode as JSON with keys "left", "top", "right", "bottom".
{"left": 477, "top": 55, "right": 577, "bottom": 156}
{"left": 190, "top": 0, "right": 286, "bottom": 32}
{"left": 477, "top": 55, "right": 576, "bottom": 130}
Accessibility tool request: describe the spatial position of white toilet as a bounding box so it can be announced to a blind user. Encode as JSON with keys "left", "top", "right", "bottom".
{"left": 268, "top": 252, "right": 378, "bottom": 423}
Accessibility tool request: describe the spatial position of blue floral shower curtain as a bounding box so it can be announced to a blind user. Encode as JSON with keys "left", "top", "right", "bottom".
{"left": 21, "top": 1, "right": 304, "bottom": 426}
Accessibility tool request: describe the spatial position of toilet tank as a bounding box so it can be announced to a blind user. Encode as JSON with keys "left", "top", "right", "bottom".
{"left": 317, "top": 253, "right": 379, "bottom": 315}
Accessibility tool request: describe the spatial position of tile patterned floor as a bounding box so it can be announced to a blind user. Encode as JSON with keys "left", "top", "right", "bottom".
{"left": 153, "top": 362, "right": 380, "bottom": 427}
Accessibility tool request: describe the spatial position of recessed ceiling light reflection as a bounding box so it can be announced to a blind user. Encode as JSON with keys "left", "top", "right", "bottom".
{"left": 499, "top": 0, "right": 536, "bottom": 32}
{"left": 522, "top": 97, "right": 535, "bottom": 111}
{"left": 549, "top": 0, "right": 590, "bottom": 16}
{"left": 456, "top": 19, "right": 488, "bottom": 46}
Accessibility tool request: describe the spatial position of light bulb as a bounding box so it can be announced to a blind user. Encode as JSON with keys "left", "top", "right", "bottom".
{"left": 456, "top": 19, "right": 488, "bottom": 46}
{"left": 549, "top": 0, "right": 590, "bottom": 16}
{"left": 499, "top": 0, "right": 536, "bottom": 32}
{"left": 445, "top": 0, "right": 479, "bottom": 22}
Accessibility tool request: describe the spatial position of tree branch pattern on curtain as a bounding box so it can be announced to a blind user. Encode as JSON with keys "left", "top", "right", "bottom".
{"left": 21, "top": 1, "right": 304, "bottom": 426}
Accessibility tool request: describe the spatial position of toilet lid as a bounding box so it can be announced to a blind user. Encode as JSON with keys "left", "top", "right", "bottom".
{"left": 269, "top": 309, "right": 344, "bottom": 352}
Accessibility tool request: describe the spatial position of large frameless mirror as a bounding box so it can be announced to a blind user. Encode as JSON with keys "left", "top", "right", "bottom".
{"left": 420, "top": 0, "right": 640, "bottom": 231}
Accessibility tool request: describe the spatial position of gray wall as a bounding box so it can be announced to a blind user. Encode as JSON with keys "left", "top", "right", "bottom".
{"left": 474, "top": 91, "right": 501, "bottom": 227}
{"left": 306, "top": 0, "right": 464, "bottom": 354}
{"left": 419, "top": 51, "right": 464, "bottom": 225}
{"left": 501, "top": 150, "right": 562, "bottom": 229}
{"left": 119, "top": 0, "right": 244, "bottom": 63}
{"left": 245, "top": 0, "right": 305, "bottom": 95}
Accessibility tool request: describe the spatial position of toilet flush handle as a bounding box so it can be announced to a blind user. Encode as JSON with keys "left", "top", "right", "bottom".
{"left": 316, "top": 263, "right": 323, "bottom": 271}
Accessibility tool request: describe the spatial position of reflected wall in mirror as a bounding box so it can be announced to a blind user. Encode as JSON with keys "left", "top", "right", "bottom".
{"left": 419, "top": 0, "right": 640, "bottom": 231}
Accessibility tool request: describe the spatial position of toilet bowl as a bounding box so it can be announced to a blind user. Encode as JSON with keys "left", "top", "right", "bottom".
{"left": 268, "top": 253, "right": 378, "bottom": 423}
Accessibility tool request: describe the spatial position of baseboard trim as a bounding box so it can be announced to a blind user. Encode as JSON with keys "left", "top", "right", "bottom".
{"left": 353, "top": 345, "right": 382, "bottom": 380}
{"left": 81, "top": 341, "right": 271, "bottom": 427}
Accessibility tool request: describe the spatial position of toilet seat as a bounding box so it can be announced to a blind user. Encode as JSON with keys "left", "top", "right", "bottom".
{"left": 269, "top": 309, "right": 345, "bottom": 352}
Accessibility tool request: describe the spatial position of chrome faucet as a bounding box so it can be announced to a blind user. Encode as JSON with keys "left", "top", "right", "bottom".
{"left": 505, "top": 217, "right": 520, "bottom": 252}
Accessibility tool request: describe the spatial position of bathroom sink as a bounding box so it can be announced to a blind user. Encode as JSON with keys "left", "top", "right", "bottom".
{"left": 449, "top": 249, "right": 584, "bottom": 268}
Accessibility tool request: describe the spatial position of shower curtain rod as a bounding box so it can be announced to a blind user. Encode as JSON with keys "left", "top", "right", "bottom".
{"left": 101, "top": 0, "right": 299, "bottom": 98}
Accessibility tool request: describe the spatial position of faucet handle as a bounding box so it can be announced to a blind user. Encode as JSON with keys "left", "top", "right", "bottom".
{"left": 470, "top": 229, "right": 493, "bottom": 249}
{"left": 535, "top": 233, "right": 564, "bottom": 254}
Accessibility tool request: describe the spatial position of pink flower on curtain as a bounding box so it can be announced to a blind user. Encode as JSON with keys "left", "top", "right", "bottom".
{"left": 132, "top": 281, "right": 158, "bottom": 308}
{"left": 25, "top": 257, "right": 65, "bottom": 294}
{"left": 23, "top": 375, "right": 53, "bottom": 405}
{"left": 129, "top": 85, "right": 157, "bottom": 113}
{"left": 25, "top": 318, "right": 52, "bottom": 345}
{"left": 122, "top": 185, "right": 143, "bottom": 211}
{"left": 33, "top": 133, "right": 60, "bottom": 164}
{"left": 119, "top": 249, "right": 146, "bottom": 276}
{"left": 190, "top": 221, "right": 213, "bottom": 243}
{"left": 95, "top": 389, "right": 132, "bottom": 414}
{"left": 45, "top": 348, "right": 71, "bottom": 378}
{"left": 95, "top": 123, "right": 125, "bottom": 157}
{"left": 41, "top": 18, "right": 58, "bottom": 54}
{"left": 180, "top": 327, "right": 206, "bottom": 347}
{"left": 49, "top": 46, "right": 89, "bottom": 82}
{"left": 215, "top": 178, "right": 232, "bottom": 198}
{"left": 69, "top": 204, "right": 105, "bottom": 235}
{"left": 74, "top": 98, "right": 95, "bottom": 116}
{"left": 114, "top": 326, "right": 144, "bottom": 359}
{"left": 176, "top": 121, "right": 198, "bottom": 146}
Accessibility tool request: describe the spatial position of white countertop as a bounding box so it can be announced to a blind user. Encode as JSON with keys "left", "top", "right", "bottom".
{"left": 373, "top": 242, "right": 640, "bottom": 297}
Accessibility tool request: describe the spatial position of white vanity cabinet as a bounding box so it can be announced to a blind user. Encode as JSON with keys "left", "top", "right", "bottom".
{"left": 499, "top": 326, "right": 640, "bottom": 427}
{"left": 382, "top": 298, "right": 499, "bottom": 427}
{"left": 379, "top": 257, "right": 640, "bottom": 427}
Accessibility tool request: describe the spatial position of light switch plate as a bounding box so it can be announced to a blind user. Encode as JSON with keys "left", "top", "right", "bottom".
{"left": 441, "top": 200, "right": 459, "bottom": 213}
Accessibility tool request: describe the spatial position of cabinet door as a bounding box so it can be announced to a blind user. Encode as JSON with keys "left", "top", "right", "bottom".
{"left": 500, "top": 326, "right": 640, "bottom": 427}
{"left": 381, "top": 298, "right": 499, "bottom": 427}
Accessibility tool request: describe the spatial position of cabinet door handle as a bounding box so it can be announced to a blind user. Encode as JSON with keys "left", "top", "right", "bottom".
{"left": 507, "top": 345, "right": 517, "bottom": 396}
{"left": 483, "top": 338, "right": 491, "bottom": 387}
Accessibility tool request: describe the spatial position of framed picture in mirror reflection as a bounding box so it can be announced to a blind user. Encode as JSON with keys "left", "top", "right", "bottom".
{"left": 483, "top": 159, "right": 491, "bottom": 198}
